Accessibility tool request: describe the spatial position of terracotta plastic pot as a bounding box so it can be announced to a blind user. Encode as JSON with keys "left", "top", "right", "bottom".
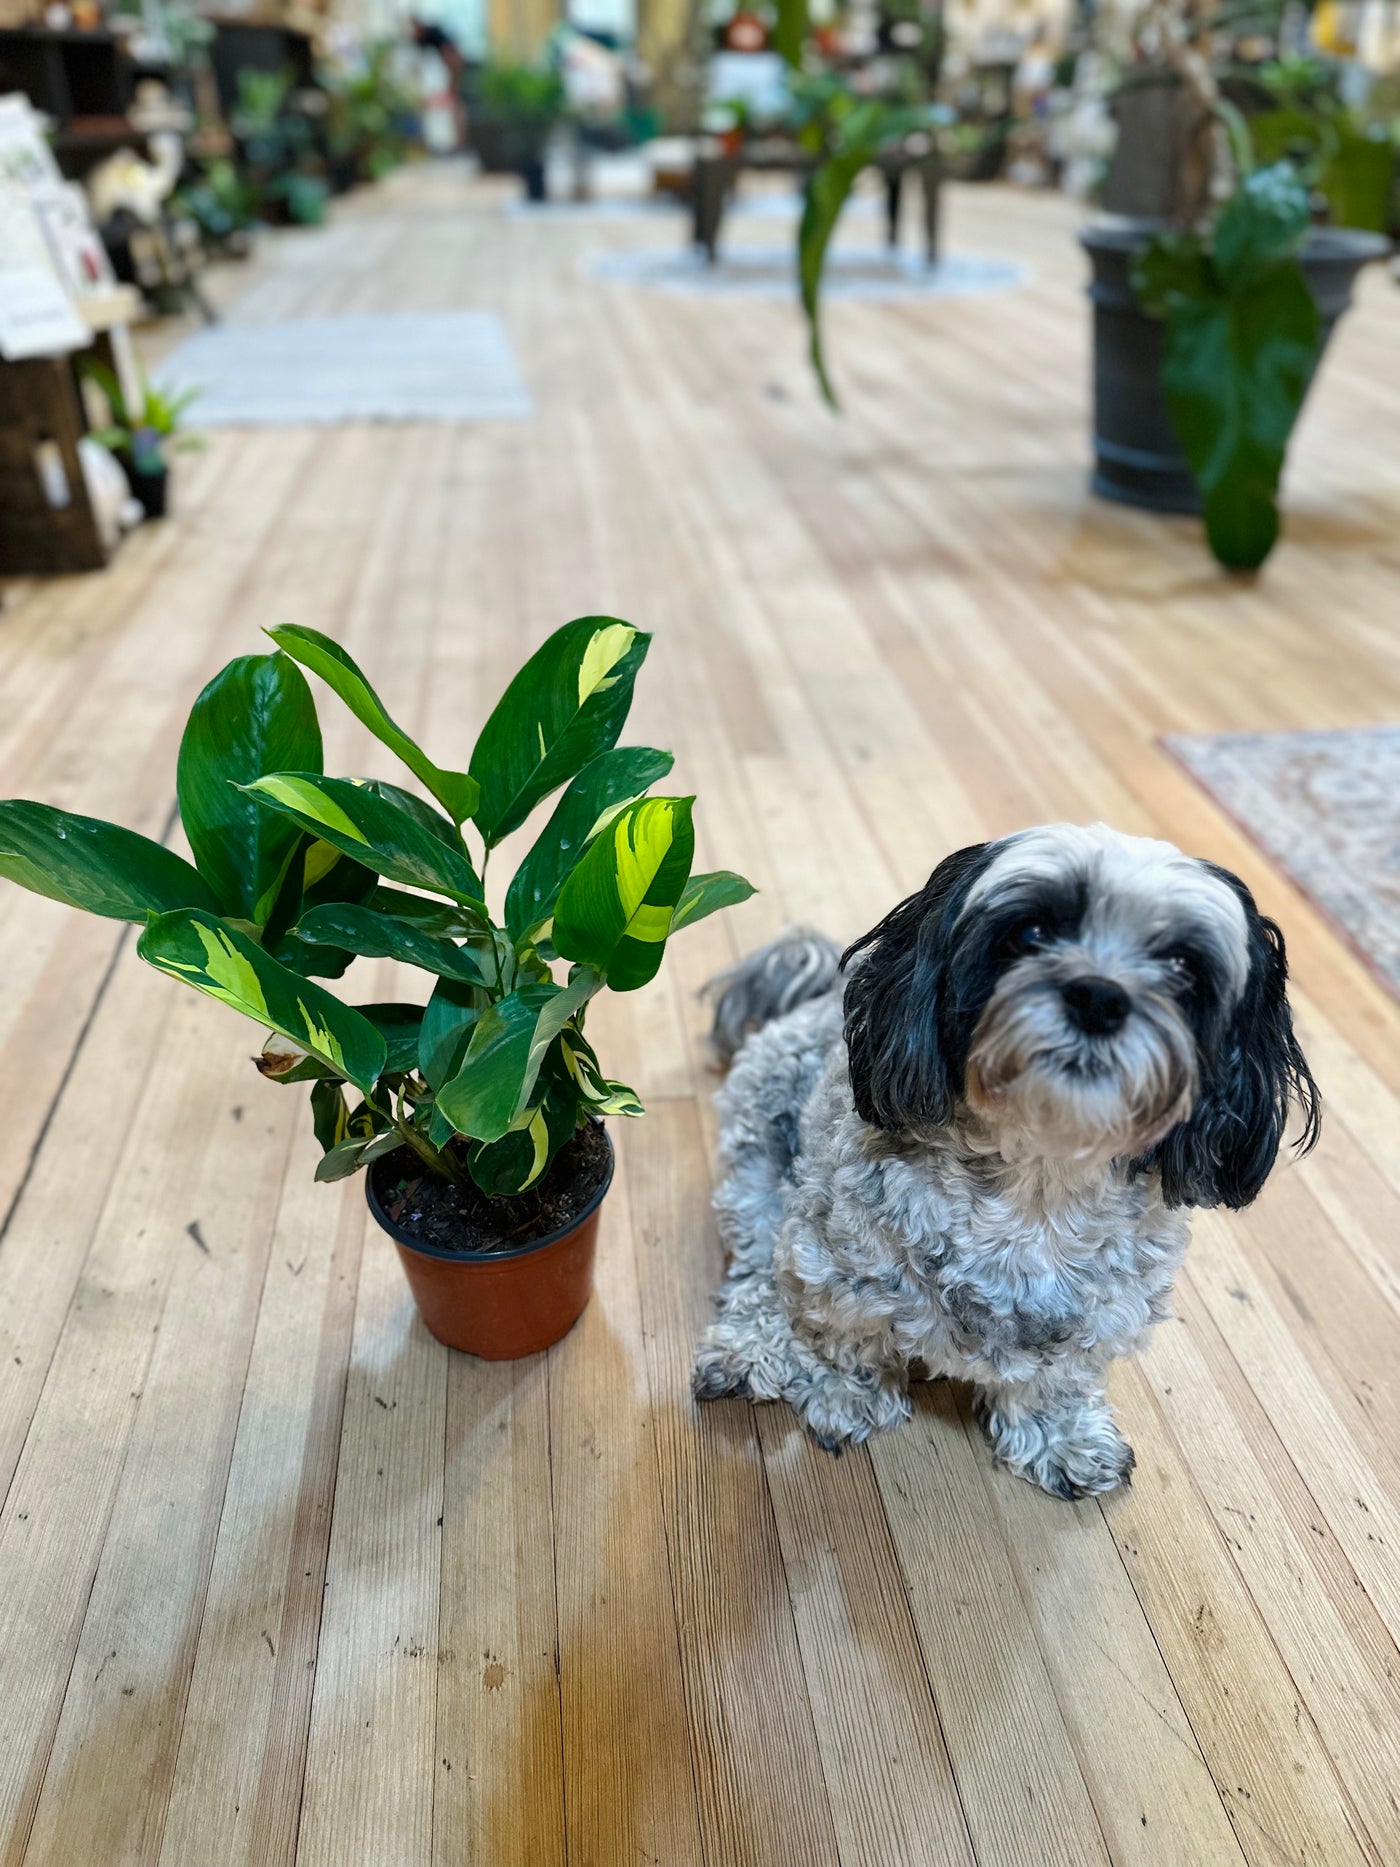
{"left": 365, "top": 1136, "right": 614, "bottom": 1359}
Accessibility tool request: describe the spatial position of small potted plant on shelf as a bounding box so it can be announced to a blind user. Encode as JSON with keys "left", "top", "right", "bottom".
{"left": 1081, "top": 0, "right": 1390, "bottom": 569}
{"left": 0, "top": 619, "right": 753, "bottom": 1359}
{"left": 82, "top": 363, "right": 202, "bottom": 521}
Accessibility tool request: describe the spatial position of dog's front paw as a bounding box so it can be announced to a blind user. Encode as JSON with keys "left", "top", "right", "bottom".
{"left": 977, "top": 1386, "right": 1134, "bottom": 1500}
{"left": 692, "top": 1340, "right": 753, "bottom": 1402}
{"left": 793, "top": 1367, "right": 912, "bottom": 1455}
{"left": 1033, "top": 1429, "right": 1135, "bottom": 1500}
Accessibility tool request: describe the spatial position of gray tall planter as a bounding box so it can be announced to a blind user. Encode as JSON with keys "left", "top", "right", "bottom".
{"left": 1080, "top": 221, "right": 1390, "bottom": 513}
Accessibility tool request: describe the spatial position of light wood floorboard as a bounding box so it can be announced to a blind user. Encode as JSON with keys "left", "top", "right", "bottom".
{"left": 1, "top": 162, "right": 1398, "bottom": 1866}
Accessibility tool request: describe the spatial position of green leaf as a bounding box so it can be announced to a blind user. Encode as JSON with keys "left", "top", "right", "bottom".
{"left": 359, "top": 779, "right": 462, "bottom": 848}
{"left": 267, "top": 625, "right": 480, "bottom": 824}
{"left": 295, "top": 901, "right": 489, "bottom": 987}
{"left": 311, "top": 1078, "right": 352, "bottom": 1151}
{"left": 418, "top": 976, "right": 485, "bottom": 1091}
{"left": 357, "top": 1002, "right": 424, "bottom": 1074}
{"left": 365, "top": 886, "right": 477, "bottom": 938}
{"left": 435, "top": 984, "right": 554, "bottom": 1143}
{"left": 267, "top": 840, "right": 378, "bottom": 980}
{"left": 561, "top": 1028, "right": 645, "bottom": 1117}
{"left": 1213, "top": 161, "right": 1311, "bottom": 296}
{"left": 773, "top": 0, "right": 808, "bottom": 69}
{"left": 314, "top": 1135, "right": 374, "bottom": 1182}
{"left": 552, "top": 796, "right": 695, "bottom": 991}
{"left": 176, "top": 652, "right": 323, "bottom": 924}
{"left": 137, "top": 908, "right": 387, "bottom": 1094}
{"left": 435, "top": 966, "right": 602, "bottom": 1144}
{"left": 670, "top": 869, "right": 757, "bottom": 933}
{"left": 799, "top": 148, "right": 870, "bottom": 410}
{"left": 243, "top": 774, "right": 485, "bottom": 907}
{"left": 1135, "top": 164, "right": 1322, "bottom": 573}
{"left": 0, "top": 802, "right": 219, "bottom": 922}
{"left": 505, "top": 745, "right": 675, "bottom": 936}
{"left": 469, "top": 617, "right": 652, "bottom": 845}
{"left": 467, "top": 1071, "right": 580, "bottom": 1196}
{"left": 1131, "top": 230, "right": 1210, "bottom": 317}
{"left": 1159, "top": 265, "right": 1319, "bottom": 572}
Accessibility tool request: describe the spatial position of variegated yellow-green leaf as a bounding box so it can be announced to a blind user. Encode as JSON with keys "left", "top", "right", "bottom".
{"left": 552, "top": 796, "right": 694, "bottom": 991}
{"left": 176, "top": 652, "right": 322, "bottom": 925}
{"left": 435, "top": 966, "right": 601, "bottom": 1144}
{"left": 267, "top": 625, "right": 480, "bottom": 825}
{"left": 311, "top": 1078, "right": 353, "bottom": 1151}
{"left": 0, "top": 802, "right": 218, "bottom": 923}
{"left": 138, "top": 908, "right": 387, "bottom": 1094}
{"left": 505, "top": 745, "right": 674, "bottom": 937}
{"left": 469, "top": 617, "right": 652, "bottom": 846}
{"left": 670, "top": 869, "right": 757, "bottom": 933}
{"left": 467, "top": 1074, "right": 580, "bottom": 1196}
{"left": 243, "top": 774, "right": 484, "bottom": 908}
{"left": 561, "top": 1030, "right": 645, "bottom": 1117}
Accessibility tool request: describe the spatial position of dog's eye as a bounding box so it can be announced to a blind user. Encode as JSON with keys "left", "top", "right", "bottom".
{"left": 1163, "top": 948, "right": 1199, "bottom": 988}
{"left": 1001, "top": 920, "right": 1048, "bottom": 958}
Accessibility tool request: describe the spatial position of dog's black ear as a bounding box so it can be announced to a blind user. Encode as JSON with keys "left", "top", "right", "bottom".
{"left": 1156, "top": 872, "right": 1320, "bottom": 1210}
{"left": 842, "top": 841, "right": 996, "bottom": 1132}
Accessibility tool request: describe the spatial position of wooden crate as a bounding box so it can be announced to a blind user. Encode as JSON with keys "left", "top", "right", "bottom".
{"left": 0, "top": 354, "right": 110, "bottom": 576}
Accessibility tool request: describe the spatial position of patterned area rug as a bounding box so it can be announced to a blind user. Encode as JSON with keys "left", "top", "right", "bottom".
{"left": 1166, "top": 726, "right": 1400, "bottom": 998}
{"left": 158, "top": 312, "right": 532, "bottom": 426}
{"left": 584, "top": 244, "right": 1027, "bottom": 302}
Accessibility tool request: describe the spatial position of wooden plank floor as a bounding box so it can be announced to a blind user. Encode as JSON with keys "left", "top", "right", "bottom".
{"left": 3, "top": 162, "right": 1400, "bottom": 1867}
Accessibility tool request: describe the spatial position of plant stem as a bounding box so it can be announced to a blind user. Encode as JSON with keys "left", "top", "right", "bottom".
{"left": 371, "top": 1094, "right": 460, "bottom": 1183}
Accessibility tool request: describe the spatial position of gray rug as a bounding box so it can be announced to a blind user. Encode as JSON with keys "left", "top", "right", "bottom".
{"left": 583, "top": 244, "right": 1027, "bottom": 301}
{"left": 1166, "top": 726, "right": 1400, "bottom": 998}
{"left": 158, "top": 312, "right": 532, "bottom": 426}
{"left": 504, "top": 191, "right": 878, "bottom": 223}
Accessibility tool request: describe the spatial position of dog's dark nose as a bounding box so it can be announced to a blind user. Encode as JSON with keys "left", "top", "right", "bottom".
{"left": 1062, "top": 976, "right": 1131, "bottom": 1036}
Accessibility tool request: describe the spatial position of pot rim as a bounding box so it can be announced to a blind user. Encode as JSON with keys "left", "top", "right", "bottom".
{"left": 1079, "top": 215, "right": 1393, "bottom": 263}
{"left": 365, "top": 1127, "right": 615, "bottom": 1265}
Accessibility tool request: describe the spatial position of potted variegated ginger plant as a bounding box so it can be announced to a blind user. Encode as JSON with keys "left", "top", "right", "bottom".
{"left": 0, "top": 619, "right": 753, "bottom": 1358}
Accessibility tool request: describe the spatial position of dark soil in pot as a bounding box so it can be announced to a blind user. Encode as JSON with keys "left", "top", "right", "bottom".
{"left": 373, "top": 1120, "right": 612, "bottom": 1256}
{"left": 367, "top": 1124, "right": 614, "bottom": 1359}
{"left": 1080, "top": 220, "right": 1390, "bottom": 513}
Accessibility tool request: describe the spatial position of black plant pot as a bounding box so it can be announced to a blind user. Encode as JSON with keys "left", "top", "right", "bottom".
{"left": 1080, "top": 221, "right": 1390, "bottom": 513}
{"left": 124, "top": 460, "right": 169, "bottom": 520}
{"left": 520, "top": 158, "right": 547, "bottom": 203}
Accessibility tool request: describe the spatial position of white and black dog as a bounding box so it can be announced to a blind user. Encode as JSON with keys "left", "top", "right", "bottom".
{"left": 693, "top": 823, "right": 1319, "bottom": 1498}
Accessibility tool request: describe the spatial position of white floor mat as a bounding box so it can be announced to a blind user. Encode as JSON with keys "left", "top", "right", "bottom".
{"left": 158, "top": 312, "right": 532, "bottom": 426}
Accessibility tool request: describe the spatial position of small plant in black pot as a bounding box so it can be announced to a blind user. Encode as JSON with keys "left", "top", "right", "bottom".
{"left": 471, "top": 61, "right": 567, "bottom": 201}
{"left": 82, "top": 364, "right": 202, "bottom": 521}
{"left": 0, "top": 620, "right": 753, "bottom": 1358}
{"left": 1081, "top": 0, "right": 1390, "bottom": 570}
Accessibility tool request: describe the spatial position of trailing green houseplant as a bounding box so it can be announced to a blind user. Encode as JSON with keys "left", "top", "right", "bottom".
{"left": 1083, "top": 0, "right": 1389, "bottom": 567}
{"left": 771, "top": 0, "right": 947, "bottom": 407}
{"left": 0, "top": 620, "right": 753, "bottom": 1344}
{"left": 1133, "top": 158, "right": 1321, "bottom": 571}
{"left": 792, "top": 76, "right": 943, "bottom": 406}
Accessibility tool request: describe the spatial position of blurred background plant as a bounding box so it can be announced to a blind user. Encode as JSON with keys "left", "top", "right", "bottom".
{"left": 322, "top": 41, "right": 420, "bottom": 188}
{"left": 230, "top": 67, "right": 331, "bottom": 226}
